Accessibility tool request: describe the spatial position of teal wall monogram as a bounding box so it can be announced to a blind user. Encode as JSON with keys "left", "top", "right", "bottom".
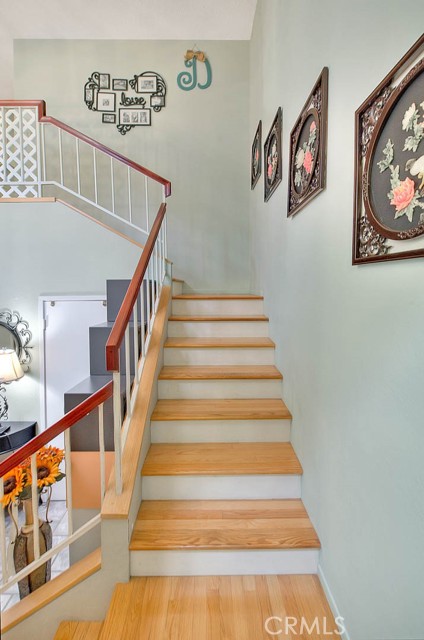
{"left": 177, "top": 50, "right": 212, "bottom": 91}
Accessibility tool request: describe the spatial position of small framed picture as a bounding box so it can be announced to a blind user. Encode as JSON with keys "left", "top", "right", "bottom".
{"left": 102, "top": 113, "right": 116, "bottom": 124}
{"left": 264, "top": 107, "right": 282, "bottom": 202}
{"left": 251, "top": 120, "right": 262, "bottom": 190}
{"left": 113, "top": 78, "right": 128, "bottom": 91}
{"left": 137, "top": 75, "right": 157, "bottom": 93}
{"left": 85, "top": 88, "right": 94, "bottom": 103}
{"left": 97, "top": 92, "right": 116, "bottom": 112}
{"left": 119, "top": 108, "right": 151, "bottom": 126}
{"left": 151, "top": 94, "right": 165, "bottom": 107}
{"left": 99, "top": 73, "right": 110, "bottom": 89}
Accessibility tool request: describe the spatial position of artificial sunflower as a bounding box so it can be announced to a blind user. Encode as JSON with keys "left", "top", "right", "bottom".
{"left": 1, "top": 466, "right": 25, "bottom": 507}
{"left": 38, "top": 446, "right": 64, "bottom": 466}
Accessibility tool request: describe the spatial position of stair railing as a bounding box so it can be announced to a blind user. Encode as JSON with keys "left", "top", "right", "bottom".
{"left": 0, "top": 382, "right": 112, "bottom": 594}
{"left": 0, "top": 106, "right": 170, "bottom": 598}
{"left": 105, "top": 201, "right": 168, "bottom": 493}
{"left": 0, "top": 100, "right": 171, "bottom": 239}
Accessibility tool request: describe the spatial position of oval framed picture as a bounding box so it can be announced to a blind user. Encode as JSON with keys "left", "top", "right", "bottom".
{"left": 288, "top": 68, "right": 328, "bottom": 218}
{"left": 264, "top": 107, "right": 282, "bottom": 202}
{"left": 353, "top": 34, "right": 424, "bottom": 264}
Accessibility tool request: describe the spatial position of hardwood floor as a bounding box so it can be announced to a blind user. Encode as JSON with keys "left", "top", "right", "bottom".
{"left": 151, "top": 398, "right": 292, "bottom": 421}
{"left": 99, "top": 575, "right": 339, "bottom": 639}
{"left": 164, "top": 337, "right": 275, "bottom": 348}
{"left": 130, "top": 499, "right": 320, "bottom": 551}
{"left": 159, "top": 365, "right": 283, "bottom": 379}
{"left": 141, "top": 443, "right": 302, "bottom": 476}
{"left": 54, "top": 621, "right": 102, "bottom": 640}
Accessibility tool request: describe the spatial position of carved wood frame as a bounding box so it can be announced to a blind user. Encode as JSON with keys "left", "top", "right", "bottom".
{"left": 353, "top": 34, "right": 424, "bottom": 264}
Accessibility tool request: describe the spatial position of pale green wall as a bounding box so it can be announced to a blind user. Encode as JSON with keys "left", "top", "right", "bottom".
{"left": 249, "top": 2, "right": 424, "bottom": 638}
{"left": 2, "top": 201, "right": 140, "bottom": 423}
{"left": 14, "top": 39, "right": 250, "bottom": 292}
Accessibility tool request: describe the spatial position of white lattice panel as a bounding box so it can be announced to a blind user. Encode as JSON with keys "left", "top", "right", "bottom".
{"left": 0, "top": 107, "right": 39, "bottom": 197}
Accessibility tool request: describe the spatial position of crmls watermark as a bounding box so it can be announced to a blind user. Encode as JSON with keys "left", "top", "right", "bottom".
{"left": 264, "top": 616, "right": 346, "bottom": 636}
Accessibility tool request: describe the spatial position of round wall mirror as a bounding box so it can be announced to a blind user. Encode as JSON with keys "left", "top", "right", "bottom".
{"left": 0, "top": 309, "right": 32, "bottom": 369}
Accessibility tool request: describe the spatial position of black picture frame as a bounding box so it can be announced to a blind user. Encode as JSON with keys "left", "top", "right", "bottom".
{"left": 96, "top": 92, "right": 116, "bottom": 113}
{"left": 264, "top": 107, "right": 282, "bottom": 202}
{"left": 288, "top": 67, "right": 328, "bottom": 217}
{"left": 251, "top": 121, "right": 262, "bottom": 190}
{"left": 112, "top": 78, "right": 128, "bottom": 91}
{"left": 102, "top": 113, "right": 116, "bottom": 124}
{"left": 98, "top": 73, "right": 110, "bottom": 89}
{"left": 119, "top": 108, "right": 151, "bottom": 126}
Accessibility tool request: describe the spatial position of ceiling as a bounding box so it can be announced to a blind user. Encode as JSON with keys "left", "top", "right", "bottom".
{"left": 2, "top": 0, "right": 257, "bottom": 40}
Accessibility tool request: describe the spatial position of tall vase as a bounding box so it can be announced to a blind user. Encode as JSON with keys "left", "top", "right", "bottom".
{"left": 13, "top": 498, "right": 52, "bottom": 599}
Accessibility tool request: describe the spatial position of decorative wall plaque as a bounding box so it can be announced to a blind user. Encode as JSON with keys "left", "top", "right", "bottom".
{"left": 288, "top": 68, "right": 328, "bottom": 217}
{"left": 264, "top": 108, "right": 282, "bottom": 202}
{"left": 353, "top": 34, "right": 424, "bottom": 264}
{"left": 251, "top": 120, "right": 262, "bottom": 190}
{"left": 84, "top": 71, "right": 167, "bottom": 135}
{"left": 177, "top": 49, "right": 212, "bottom": 91}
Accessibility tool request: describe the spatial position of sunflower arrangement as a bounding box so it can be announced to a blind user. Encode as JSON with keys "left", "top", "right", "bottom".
{"left": 1, "top": 446, "right": 65, "bottom": 509}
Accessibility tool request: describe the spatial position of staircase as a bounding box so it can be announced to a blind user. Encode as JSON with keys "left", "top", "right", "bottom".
{"left": 53, "top": 281, "right": 338, "bottom": 638}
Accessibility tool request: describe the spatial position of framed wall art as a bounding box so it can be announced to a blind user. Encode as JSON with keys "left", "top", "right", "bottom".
{"left": 353, "top": 34, "right": 424, "bottom": 264}
{"left": 251, "top": 120, "right": 262, "bottom": 190}
{"left": 264, "top": 107, "right": 282, "bottom": 202}
{"left": 288, "top": 67, "right": 328, "bottom": 217}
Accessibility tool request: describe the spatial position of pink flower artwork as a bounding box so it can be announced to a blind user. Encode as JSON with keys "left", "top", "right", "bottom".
{"left": 303, "top": 150, "right": 313, "bottom": 174}
{"left": 390, "top": 177, "right": 415, "bottom": 212}
{"left": 310, "top": 121, "right": 316, "bottom": 132}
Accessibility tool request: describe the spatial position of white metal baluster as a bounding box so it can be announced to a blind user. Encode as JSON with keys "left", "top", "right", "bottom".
{"left": 125, "top": 325, "right": 131, "bottom": 421}
{"left": 35, "top": 115, "right": 42, "bottom": 197}
{"left": 164, "top": 213, "right": 168, "bottom": 263}
{"left": 140, "top": 281, "right": 146, "bottom": 362}
{"left": 76, "top": 138, "right": 81, "bottom": 194}
{"left": 110, "top": 158, "right": 115, "bottom": 214}
{"left": 150, "top": 258, "right": 155, "bottom": 321}
{"left": 158, "top": 227, "right": 163, "bottom": 288}
{"left": 154, "top": 241, "right": 159, "bottom": 309}
{"left": 30, "top": 454, "right": 40, "bottom": 562}
{"left": 128, "top": 167, "right": 132, "bottom": 224}
{"left": 144, "top": 177, "right": 150, "bottom": 232}
{"left": 145, "top": 268, "right": 151, "bottom": 337}
{"left": 93, "top": 148, "right": 98, "bottom": 204}
{"left": 41, "top": 122, "right": 47, "bottom": 184}
{"left": 58, "top": 129, "right": 64, "bottom": 186}
{"left": 0, "top": 479, "right": 9, "bottom": 582}
{"left": 98, "top": 403, "right": 105, "bottom": 503}
{"left": 64, "top": 428, "right": 74, "bottom": 535}
{"left": 113, "top": 371, "right": 122, "bottom": 494}
{"left": 133, "top": 299, "right": 140, "bottom": 383}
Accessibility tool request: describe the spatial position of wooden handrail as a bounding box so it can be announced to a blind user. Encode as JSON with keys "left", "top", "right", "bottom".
{"left": 0, "top": 100, "right": 171, "bottom": 197}
{"left": 41, "top": 116, "right": 171, "bottom": 197}
{"left": 0, "top": 381, "right": 113, "bottom": 478}
{"left": 106, "top": 202, "right": 167, "bottom": 372}
{"left": 0, "top": 100, "right": 46, "bottom": 121}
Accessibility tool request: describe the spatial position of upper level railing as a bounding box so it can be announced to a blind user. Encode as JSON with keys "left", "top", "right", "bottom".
{"left": 0, "top": 104, "right": 170, "bottom": 602}
{"left": 0, "top": 100, "right": 171, "bottom": 239}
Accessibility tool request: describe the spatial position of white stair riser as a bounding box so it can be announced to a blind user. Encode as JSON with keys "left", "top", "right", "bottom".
{"left": 172, "top": 299, "right": 264, "bottom": 316}
{"left": 172, "top": 281, "right": 183, "bottom": 296}
{"left": 168, "top": 321, "right": 269, "bottom": 338}
{"left": 151, "top": 419, "right": 291, "bottom": 443}
{"left": 158, "top": 379, "right": 282, "bottom": 399}
{"left": 141, "top": 474, "right": 301, "bottom": 500}
{"left": 131, "top": 549, "right": 319, "bottom": 577}
{"left": 164, "top": 347, "right": 275, "bottom": 366}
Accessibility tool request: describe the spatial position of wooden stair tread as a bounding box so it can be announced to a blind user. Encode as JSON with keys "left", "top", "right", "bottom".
{"left": 173, "top": 294, "right": 263, "bottom": 300}
{"left": 159, "top": 365, "right": 282, "bottom": 380}
{"left": 164, "top": 337, "right": 275, "bottom": 348}
{"left": 151, "top": 398, "right": 292, "bottom": 421}
{"left": 141, "top": 443, "right": 302, "bottom": 476}
{"left": 99, "top": 576, "right": 337, "bottom": 639}
{"left": 168, "top": 315, "right": 269, "bottom": 322}
{"left": 1, "top": 548, "right": 101, "bottom": 634}
{"left": 54, "top": 621, "right": 103, "bottom": 640}
{"left": 130, "top": 499, "right": 320, "bottom": 550}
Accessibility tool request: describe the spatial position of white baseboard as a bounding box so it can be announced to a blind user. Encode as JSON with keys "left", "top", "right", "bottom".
{"left": 317, "top": 564, "right": 351, "bottom": 640}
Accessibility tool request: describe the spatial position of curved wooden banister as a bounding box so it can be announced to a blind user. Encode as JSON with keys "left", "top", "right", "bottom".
{"left": 106, "top": 202, "right": 167, "bottom": 372}
{"left": 41, "top": 116, "right": 171, "bottom": 197}
{"left": 0, "top": 381, "right": 113, "bottom": 478}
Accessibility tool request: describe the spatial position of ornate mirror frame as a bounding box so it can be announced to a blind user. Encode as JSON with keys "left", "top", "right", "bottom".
{"left": 353, "top": 34, "right": 424, "bottom": 264}
{"left": 0, "top": 309, "right": 32, "bottom": 370}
